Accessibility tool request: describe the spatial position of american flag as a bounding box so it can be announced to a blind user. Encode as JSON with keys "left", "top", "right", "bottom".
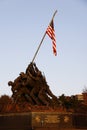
{"left": 46, "top": 19, "right": 57, "bottom": 56}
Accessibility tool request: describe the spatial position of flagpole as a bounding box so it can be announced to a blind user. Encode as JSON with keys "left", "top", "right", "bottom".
{"left": 31, "top": 10, "right": 57, "bottom": 63}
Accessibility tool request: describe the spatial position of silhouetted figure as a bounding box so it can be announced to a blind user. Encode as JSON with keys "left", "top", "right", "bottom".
{"left": 8, "top": 62, "right": 58, "bottom": 106}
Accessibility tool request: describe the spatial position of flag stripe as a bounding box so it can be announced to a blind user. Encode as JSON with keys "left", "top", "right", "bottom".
{"left": 46, "top": 26, "right": 52, "bottom": 38}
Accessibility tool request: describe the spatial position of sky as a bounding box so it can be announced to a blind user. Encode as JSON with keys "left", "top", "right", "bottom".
{"left": 0, "top": 0, "right": 87, "bottom": 97}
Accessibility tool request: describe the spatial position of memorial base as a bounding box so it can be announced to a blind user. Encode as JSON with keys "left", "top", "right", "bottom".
{"left": 0, "top": 111, "right": 87, "bottom": 130}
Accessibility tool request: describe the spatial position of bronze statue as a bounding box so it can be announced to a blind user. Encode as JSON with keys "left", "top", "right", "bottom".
{"left": 8, "top": 62, "right": 58, "bottom": 106}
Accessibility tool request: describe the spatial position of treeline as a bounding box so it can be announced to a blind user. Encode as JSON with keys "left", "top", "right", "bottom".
{"left": 0, "top": 94, "right": 87, "bottom": 114}
{"left": 59, "top": 94, "right": 87, "bottom": 113}
{"left": 0, "top": 95, "right": 32, "bottom": 113}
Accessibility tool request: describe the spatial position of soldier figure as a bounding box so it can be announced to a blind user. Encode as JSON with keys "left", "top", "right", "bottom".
{"left": 8, "top": 62, "right": 58, "bottom": 106}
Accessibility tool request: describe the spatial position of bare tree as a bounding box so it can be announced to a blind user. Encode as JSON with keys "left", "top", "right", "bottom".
{"left": 83, "top": 86, "right": 87, "bottom": 93}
